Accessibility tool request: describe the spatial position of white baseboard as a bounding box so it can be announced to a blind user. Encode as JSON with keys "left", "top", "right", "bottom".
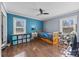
{"left": 1, "top": 42, "right": 8, "bottom": 49}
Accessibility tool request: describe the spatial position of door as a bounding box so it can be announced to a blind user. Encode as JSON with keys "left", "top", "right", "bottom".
{"left": 1, "top": 3, "right": 7, "bottom": 49}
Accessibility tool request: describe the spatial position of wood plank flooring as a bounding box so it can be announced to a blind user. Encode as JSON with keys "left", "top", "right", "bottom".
{"left": 2, "top": 39, "right": 66, "bottom": 57}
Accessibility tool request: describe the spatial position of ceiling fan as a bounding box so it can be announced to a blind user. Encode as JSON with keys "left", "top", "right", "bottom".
{"left": 37, "top": 8, "right": 49, "bottom": 16}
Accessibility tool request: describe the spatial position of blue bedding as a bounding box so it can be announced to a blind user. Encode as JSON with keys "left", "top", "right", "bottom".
{"left": 38, "top": 32, "right": 53, "bottom": 41}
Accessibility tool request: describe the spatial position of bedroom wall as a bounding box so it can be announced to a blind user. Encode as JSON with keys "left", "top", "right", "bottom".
{"left": 44, "top": 18, "right": 60, "bottom": 32}
{"left": 44, "top": 11, "right": 79, "bottom": 42}
{"left": 7, "top": 13, "right": 43, "bottom": 42}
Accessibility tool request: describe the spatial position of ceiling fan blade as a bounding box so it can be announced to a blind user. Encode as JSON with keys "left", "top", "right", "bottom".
{"left": 36, "top": 8, "right": 49, "bottom": 16}
{"left": 39, "top": 8, "right": 43, "bottom": 14}
{"left": 43, "top": 13, "right": 49, "bottom": 14}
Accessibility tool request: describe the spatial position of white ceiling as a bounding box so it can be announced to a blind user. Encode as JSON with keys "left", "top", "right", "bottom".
{"left": 4, "top": 2, "right": 79, "bottom": 21}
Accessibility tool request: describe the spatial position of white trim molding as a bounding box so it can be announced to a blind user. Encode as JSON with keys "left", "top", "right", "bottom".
{"left": 0, "top": 5, "right": 1, "bottom": 57}
{"left": 13, "top": 17, "right": 26, "bottom": 34}
{"left": 60, "top": 15, "right": 77, "bottom": 34}
{"left": 1, "top": 2, "right": 7, "bottom": 50}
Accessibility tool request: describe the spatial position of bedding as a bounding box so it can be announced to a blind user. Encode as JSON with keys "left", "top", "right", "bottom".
{"left": 38, "top": 32, "right": 53, "bottom": 41}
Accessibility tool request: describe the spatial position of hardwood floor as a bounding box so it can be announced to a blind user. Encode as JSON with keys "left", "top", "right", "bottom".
{"left": 2, "top": 39, "right": 66, "bottom": 57}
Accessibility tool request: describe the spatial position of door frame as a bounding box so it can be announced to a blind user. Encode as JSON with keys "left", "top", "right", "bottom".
{"left": 1, "top": 3, "right": 7, "bottom": 49}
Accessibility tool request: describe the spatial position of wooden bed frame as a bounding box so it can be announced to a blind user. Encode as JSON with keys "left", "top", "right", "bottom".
{"left": 40, "top": 38, "right": 53, "bottom": 45}
{"left": 39, "top": 32, "right": 59, "bottom": 45}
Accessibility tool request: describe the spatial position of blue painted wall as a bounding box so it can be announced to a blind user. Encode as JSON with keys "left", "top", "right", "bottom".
{"left": 7, "top": 13, "right": 43, "bottom": 42}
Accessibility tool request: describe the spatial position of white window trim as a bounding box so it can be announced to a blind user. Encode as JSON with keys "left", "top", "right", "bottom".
{"left": 60, "top": 15, "right": 77, "bottom": 34}
{"left": 13, "top": 17, "right": 26, "bottom": 34}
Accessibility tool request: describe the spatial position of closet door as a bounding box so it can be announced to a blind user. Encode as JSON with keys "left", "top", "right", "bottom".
{"left": 1, "top": 3, "right": 7, "bottom": 49}
{"left": 2, "top": 12, "right": 7, "bottom": 45}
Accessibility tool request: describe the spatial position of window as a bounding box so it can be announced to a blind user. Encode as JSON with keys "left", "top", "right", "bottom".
{"left": 13, "top": 17, "right": 26, "bottom": 34}
{"left": 60, "top": 16, "right": 77, "bottom": 34}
